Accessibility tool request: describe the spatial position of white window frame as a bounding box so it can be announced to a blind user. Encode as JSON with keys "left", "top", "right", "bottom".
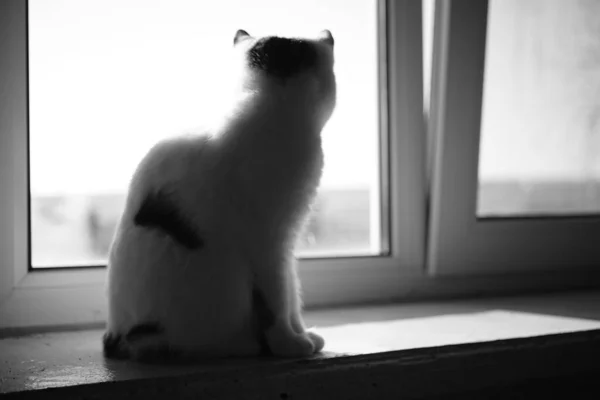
{"left": 0, "top": 0, "right": 428, "bottom": 329}
{"left": 427, "top": 0, "right": 600, "bottom": 276}
{"left": 3, "top": 0, "right": 599, "bottom": 333}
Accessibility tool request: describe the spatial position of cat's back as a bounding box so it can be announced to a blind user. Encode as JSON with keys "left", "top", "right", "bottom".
{"left": 131, "top": 132, "right": 213, "bottom": 189}
{"left": 111, "top": 130, "right": 221, "bottom": 254}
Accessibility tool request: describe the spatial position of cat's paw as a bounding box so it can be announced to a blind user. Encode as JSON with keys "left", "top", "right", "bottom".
{"left": 267, "top": 329, "right": 325, "bottom": 357}
{"left": 307, "top": 331, "right": 325, "bottom": 353}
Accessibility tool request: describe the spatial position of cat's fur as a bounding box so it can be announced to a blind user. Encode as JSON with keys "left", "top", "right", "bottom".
{"left": 103, "top": 29, "right": 336, "bottom": 361}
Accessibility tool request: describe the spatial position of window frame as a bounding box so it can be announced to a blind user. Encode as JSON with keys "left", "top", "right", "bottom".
{"left": 427, "top": 0, "right": 600, "bottom": 276}
{"left": 0, "top": 0, "right": 428, "bottom": 329}
{"left": 1, "top": 0, "right": 29, "bottom": 303}
{"left": 3, "top": 0, "right": 600, "bottom": 334}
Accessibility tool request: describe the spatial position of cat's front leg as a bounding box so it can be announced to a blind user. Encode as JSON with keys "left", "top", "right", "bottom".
{"left": 253, "top": 256, "right": 324, "bottom": 357}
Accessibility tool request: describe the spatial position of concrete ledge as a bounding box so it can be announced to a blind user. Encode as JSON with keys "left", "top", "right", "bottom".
{"left": 3, "top": 291, "right": 600, "bottom": 399}
{"left": 2, "top": 330, "right": 600, "bottom": 399}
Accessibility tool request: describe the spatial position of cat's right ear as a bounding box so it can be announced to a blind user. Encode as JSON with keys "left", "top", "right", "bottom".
{"left": 317, "top": 30, "right": 334, "bottom": 47}
{"left": 234, "top": 29, "right": 252, "bottom": 46}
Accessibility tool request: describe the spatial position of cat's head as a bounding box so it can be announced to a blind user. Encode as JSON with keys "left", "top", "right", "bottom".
{"left": 232, "top": 30, "right": 336, "bottom": 124}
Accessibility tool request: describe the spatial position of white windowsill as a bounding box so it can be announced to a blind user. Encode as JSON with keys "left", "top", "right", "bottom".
{"left": 2, "top": 289, "right": 600, "bottom": 396}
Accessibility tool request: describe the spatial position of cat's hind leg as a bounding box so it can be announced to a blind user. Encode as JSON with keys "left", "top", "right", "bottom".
{"left": 252, "top": 256, "right": 324, "bottom": 357}
{"left": 288, "top": 267, "right": 325, "bottom": 352}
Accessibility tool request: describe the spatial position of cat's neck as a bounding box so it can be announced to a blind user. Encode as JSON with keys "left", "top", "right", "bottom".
{"left": 217, "top": 86, "right": 323, "bottom": 142}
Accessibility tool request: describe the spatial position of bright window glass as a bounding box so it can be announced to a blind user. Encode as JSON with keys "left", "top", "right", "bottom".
{"left": 477, "top": 0, "right": 600, "bottom": 217}
{"left": 28, "top": 0, "right": 381, "bottom": 268}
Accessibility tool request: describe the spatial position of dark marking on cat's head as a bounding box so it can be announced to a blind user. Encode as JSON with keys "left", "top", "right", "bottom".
{"left": 134, "top": 189, "right": 204, "bottom": 250}
{"left": 102, "top": 331, "right": 128, "bottom": 359}
{"left": 232, "top": 30, "right": 336, "bottom": 123}
{"left": 247, "top": 36, "right": 320, "bottom": 79}
{"left": 125, "top": 322, "right": 163, "bottom": 342}
{"left": 253, "top": 287, "right": 276, "bottom": 355}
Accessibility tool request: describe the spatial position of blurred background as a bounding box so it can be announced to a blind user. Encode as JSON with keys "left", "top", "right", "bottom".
{"left": 28, "top": 0, "right": 600, "bottom": 267}
{"left": 28, "top": 0, "right": 381, "bottom": 267}
{"left": 477, "top": 0, "right": 600, "bottom": 216}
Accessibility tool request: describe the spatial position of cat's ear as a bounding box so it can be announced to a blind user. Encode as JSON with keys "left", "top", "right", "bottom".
{"left": 234, "top": 29, "right": 252, "bottom": 45}
{"left": 317, "top": 30, "right": 334, "bottom": 47}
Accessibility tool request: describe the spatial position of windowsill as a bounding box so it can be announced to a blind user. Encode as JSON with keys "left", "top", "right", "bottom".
{"left": 3, "top": 290, "right": 600, "bottom": 398}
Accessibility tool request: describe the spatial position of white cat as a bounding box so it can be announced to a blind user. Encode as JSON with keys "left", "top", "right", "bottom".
{"left": 103, "top": 29, "right": 336, "bottom": 361}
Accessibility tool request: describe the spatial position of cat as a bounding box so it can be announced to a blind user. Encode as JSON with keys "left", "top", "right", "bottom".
{"left": 103, "top": 29, "right": 336, "bottom": 362}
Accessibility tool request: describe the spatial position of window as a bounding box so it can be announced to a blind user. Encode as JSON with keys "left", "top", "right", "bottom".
{"left": 0, "top": 0, "right": 426, "bottom": 320}
{"left": 4, "top": 0, "right": 597, "bottom": 332}
{"left": 478, "top": 0, "right": 600, "bottom": 217}
{"left": 427, "top": 0, "right": 600, "bottom": 275}
{"left": 28, "top": 0, "right": 383, "bottom": 268}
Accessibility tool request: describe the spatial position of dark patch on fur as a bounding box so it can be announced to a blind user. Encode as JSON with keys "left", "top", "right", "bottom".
{"left": 253, "top": 287, "right": 276, "bottom": 355}
{"left": 102, "top": 332, "right": 127, "bottom": 359}
{"left": 248, "top": 37, "right": 318, "bottom": 79}
{"left": 104, "top": 324, "right": 172, "bottom": 362}
{"left": 125, "top": 322, "right": 163, "bottom": 342}
{"left": 134, "top": 344, "right": 175, "bottom": 364}
{"left": 134, "top": 189, "right": 203, "bottom": 250}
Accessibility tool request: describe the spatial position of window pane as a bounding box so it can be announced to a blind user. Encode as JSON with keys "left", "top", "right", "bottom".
{"left": 422, "top": 0, "right": 435, "bottom": 119}
{"left": 478, "top": 0, "right": 600, "bottom": 217}
{"left": 29, "top": 0, "right": 382, "bottom": 268}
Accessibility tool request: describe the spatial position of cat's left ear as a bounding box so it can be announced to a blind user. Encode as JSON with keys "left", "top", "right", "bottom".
{"left": 234, "top": 29, "right": 252, "bottom": 45}
{"left": 317, "top": 30, "right": 334, "bottom": 47}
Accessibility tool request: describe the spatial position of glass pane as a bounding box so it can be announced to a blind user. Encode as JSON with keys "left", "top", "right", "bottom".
{"left": 29, "top": 0, "right": 382, "bottom": 268}
{"left": 478, "top": 0, "right": 600, "bottom": 217}
{"left": 422, "top": 0, "right": 436, "bottom": 181}
{"left": 422, "top": 0, "right": 435, "bottom": 118}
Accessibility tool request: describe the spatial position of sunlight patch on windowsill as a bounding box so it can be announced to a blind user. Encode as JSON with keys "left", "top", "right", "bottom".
{"left": 318, "top": 310, "right": 600, "bottom": 354}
